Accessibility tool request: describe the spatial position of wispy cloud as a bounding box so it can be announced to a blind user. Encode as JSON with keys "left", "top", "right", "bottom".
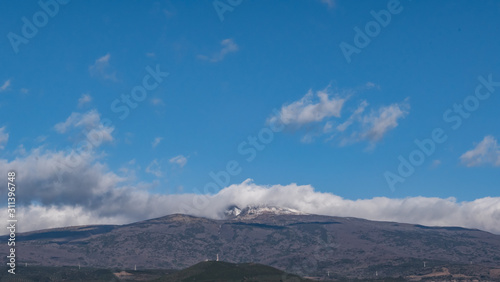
{"left": 268, "top": 85, "right": 409, "bottom": 147}
{"left": 35, "top": 135, "right": 47, "bottom": 143}
{"left": 359, "top": 99, "right": 410, "bottom": 142}
{"left": 320, "top": 0, "right": 335, "bottom": 8}
{"left": 431, "top": 159, "right": 442, "bottom": 168}
{"left": 0, "top": 127, "right": 9, "bottom": 149}
{"left": 89, "top": 53, "right": 117, "bottom": 81}
{"left": 152, "top": 137, "right": 163, "bottom": 148}
{"left": 336, "top": 100, "right": 368, "bottom": 132}
{"left": 0, "top": 79, "right": 11, "bottom": 92}
{"left": 78, "top": 93, "right": 92, "bottom": 107}
{"left": 54, "top": 110, "right": 114, "bottom": 146}
{"left": 151, "top": 98, "right": 165, "bottom": 106}
{"left": 169, "top": 155, "right": 187, "bottom": 168}
{"left": 460, "top": 136, "right": 500, "bottom": 167}
{"left": 146, "top": 159, "right": 163, "bottom": 177}
{"left": 268, "top": 86, "right": 347, "bottom": 129}
{"left": 198, "top": 39, "right": 239, "bottom": 63}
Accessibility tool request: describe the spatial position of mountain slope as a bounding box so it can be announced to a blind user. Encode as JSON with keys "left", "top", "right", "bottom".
{"left": 7, "top": 206, "right": 500, "bottom": 279}
{"left": 155, "top": 261, "right": 310, "bottom": 282}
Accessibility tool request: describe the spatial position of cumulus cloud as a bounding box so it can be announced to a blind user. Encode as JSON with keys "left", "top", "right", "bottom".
{"left": 268, "top": 87, "right": 347, "bottom": 128}
{"left": 169, "top": 155, "right": 187, "bottom": 168}
{"left": 78, "top": 93, "right": 92, "bottom": 107}
{"left": 89, "top": 53, "right": 116, "bottom": 81}
{"left": 267, "top": 85, "right": 409, "bottom": 146}
{"left": 0, "top": 79, "right": 11, "bottom": 92}
{"left": 460, "top": 136, "right": 500, "bottom": 167}
{"left": 197, "top": 39, "right": 239, "bottom": 63}
{"left": 152, "top": 137, "right": 163, "bottom": 148}
{"left": 54, "top": 110, "right": 114, "bottom": 146}
{"left": 0, "top": 127, "right": 9, "bottom": 149}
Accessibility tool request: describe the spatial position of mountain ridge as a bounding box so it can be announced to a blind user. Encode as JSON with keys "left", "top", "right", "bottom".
{"left": 6, "top": 207, "right": 500, "bottom": 280}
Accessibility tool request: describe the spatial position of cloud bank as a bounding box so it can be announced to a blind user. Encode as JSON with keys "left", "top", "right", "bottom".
{"left": 1, "top": 147, "right": 499, "bottom": 235}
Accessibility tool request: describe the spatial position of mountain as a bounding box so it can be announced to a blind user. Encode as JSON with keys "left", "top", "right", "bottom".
{"left": 7, "top": 205, "right": 500, "bottom": 280}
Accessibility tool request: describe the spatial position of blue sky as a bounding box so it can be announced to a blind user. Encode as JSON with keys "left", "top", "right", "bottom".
{"left": 1, "top": 0, "right": 500, "bottom": 233}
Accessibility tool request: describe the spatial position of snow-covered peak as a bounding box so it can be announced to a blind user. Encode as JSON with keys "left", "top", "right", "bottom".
{"left": 224, "top": 205, "right": 242, "bottom": 217}
{"left": 224, "top": 205, "right": 306, "bottom": 219}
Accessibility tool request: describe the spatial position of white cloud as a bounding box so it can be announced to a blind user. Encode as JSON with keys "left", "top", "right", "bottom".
{"left": 268, "top": 85, "right": 409, "bottom": 147}
{"left": 169, "top": 155, "right": 187, "bottom": 168}
{"left": 359, "top": 99, "right": 410, "bottom": 142}
{"left": 336, "top": 100, "right": 368, "bottom": 132}
{"left": 197, "top": 39, "right": 239, "bottom": 63}
{"left": 54, "top": 110, "right": 114, "bottom": 146}
{"left": 0, "top": 127, "right": 9, "bottom": 149}
{"left": 460, "top": 136, "right": 500, "bottom": 167}
{"left": 35, "top": 135, "right": 47, "bottom": 143}
{"left": 89, "top": 53, "right": 116, "bottom": 81}
{"left": 268, "top": 87, "right": 347, "bottom": 128}
{"left": 78, "top": 93, "right": 92, "bottom": 107}
{"left": 15, "top": 144, "right": 26, "bottom": 155}
{"left": 146, "top": 159, "right": 163, "bottom": 177}
{"left": 152, "top": 137, "right": 163, "bottom": 148}
{"left": 0, "top": 79, "right": 11, "bottom": 92}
